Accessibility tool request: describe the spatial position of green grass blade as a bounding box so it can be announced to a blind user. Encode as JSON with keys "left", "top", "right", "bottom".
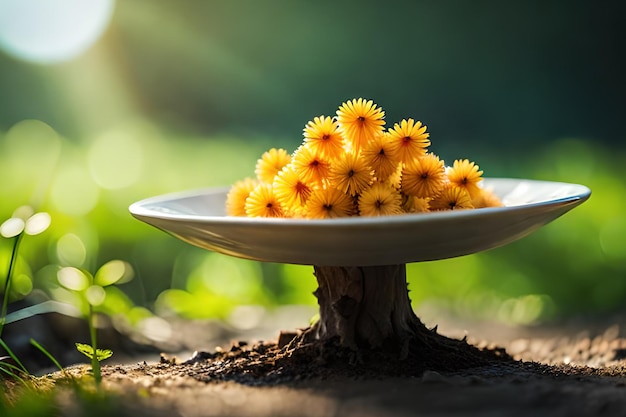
{"left": 0, "top": 359, "right": 26, "bottom": 373}
{"left": 0, "top": 338, "right": 28, "bottom": 374}
{"left": 0, "top": 362, "right": 29, "bottom": 385}
{"left": 30, "top": 339, "right": 63, "bottom": 371}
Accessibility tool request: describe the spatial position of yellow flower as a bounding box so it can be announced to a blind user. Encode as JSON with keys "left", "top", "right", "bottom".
{"left": 361, "top": 132, "right": 400, "bottom": 181}
{"left": 273, "top": 165, "right": 312, "bottom": 214}
{"left": 328, "top": 152, "right": 374, "bottom": 196}
{"left": 291, "top": 144, "right": 331, "bottom": 188}
{"left": 401, "top": 153, "right": 446, "bottom": 198}
{"left": 244, "top": 184, "right": 284, "bottom": 218}
{"left": 255, "top": 148, "right": 292, "bottom": 184}
{"left": 402, "top": 195, "right": 430, "bottom": 213}
{"left": 472, "top": 188, "right": 503, "bottom": 209}
{"left": 336, "top": 98, "right": 385, "bottom": 152}
{"left": 228, "top": 98, "right": 499, "bottom": 219}
{"left": 384, "top": 162, "right": 403, "bottom": 190}
{"left": 304, "top": 188, "right": 354, "bottom": 219}
{"left": 446, "top": 159, "right": 484, "bottom": 198}
{"left": 429, "top": 184, "right": 474, "bottom": 211}
{"left": 358, "top": 182, "right": 403, "bottom": 217}
{"left": 386, "top": 118, "right": 430, "bottom": 163}
{"left": 226, "top": 178, "right": 259, "bottom": 216}
{"left": 303, "top": 116, "right": 345, "bottom": 160}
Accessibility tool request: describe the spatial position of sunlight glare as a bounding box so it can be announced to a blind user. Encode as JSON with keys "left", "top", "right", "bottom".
{"left": 0, "top": 0, "right": 115, "bottom": 64}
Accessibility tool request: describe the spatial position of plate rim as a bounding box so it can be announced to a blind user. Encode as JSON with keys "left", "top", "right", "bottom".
{"left": 129, "top": 177, "right": 591, "bottom": 227}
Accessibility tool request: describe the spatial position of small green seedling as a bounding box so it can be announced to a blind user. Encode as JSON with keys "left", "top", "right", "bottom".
{"left": 75, "top": 343, "right": 113, "bottom": 362}
{"left": 75, "top": 342, "right": 113, "bottom": 385}
{"left": 57, "top": 260, "right": 133, "bottom": 385}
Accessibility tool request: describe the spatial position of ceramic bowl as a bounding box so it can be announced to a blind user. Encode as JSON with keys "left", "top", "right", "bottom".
{"left": 129, "top": 178, "right": 590, "bottom": 266}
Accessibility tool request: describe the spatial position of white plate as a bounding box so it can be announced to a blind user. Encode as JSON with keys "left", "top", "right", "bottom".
{"left": 129, "top": 178, "right": 590, "bottom": 266}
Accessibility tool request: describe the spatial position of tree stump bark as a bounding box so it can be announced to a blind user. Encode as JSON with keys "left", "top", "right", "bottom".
{"left": 311, "top": 264, "right": 420, "bottom": 357}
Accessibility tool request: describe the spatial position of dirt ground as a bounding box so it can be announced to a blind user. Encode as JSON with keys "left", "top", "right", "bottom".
{"left": 45, "top": 308, "right": 626, "bottom": 417}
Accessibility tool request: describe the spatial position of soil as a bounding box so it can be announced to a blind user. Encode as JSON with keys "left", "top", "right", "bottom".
{"left": 37, "top": 310, "right": 626, "bottom": 417}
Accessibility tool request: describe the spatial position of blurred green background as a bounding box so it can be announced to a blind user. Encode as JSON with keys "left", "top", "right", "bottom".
{"left": 1, "top": 0, "right": 625, "bottom": 335}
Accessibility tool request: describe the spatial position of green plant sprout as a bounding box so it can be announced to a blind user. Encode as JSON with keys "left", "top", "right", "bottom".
{"left": 75, "top": 342, "right": 113, "bottom": 363}
{"left": 0, "top": 206, "right": 51, "bottom": 337}
{"left": 56, "top": 260, "right": 133, "bottom": 385}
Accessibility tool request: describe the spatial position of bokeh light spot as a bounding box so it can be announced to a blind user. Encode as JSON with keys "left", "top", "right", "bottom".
{"left": 4, "top": 120, "right": 61, "bottom": 158}
{"left": 56, "top": 233, "right": 87, "bottom": 267}
{"left": 0, "top": 217, "right": 24, "bottom": 238}
{"left": 12, "top": 273, "right": 33, "bottom": 296}
{"left": 227, "top": 305, "right": 265, "bottom": 330}
{"left": 496, "top": 294, "right": 553, "bottom": 325}
{"left": 0, "top": 0, "right": 115, "bottom": 64}
{"left": 86, "top": 285, "right": 106, "bottom": 306}
{"left": 599, "top": 217, "right": 626, "bottom": 262}
{"left": 137, "top": 316, "right": 172, "bottom": 343}
{"left": 50, "top": 165, "right": 100, "bottom": 216}
{"left": 24, "top": 212, "right": 51, "bottom": 235}
{"left": 195, "top": 254, "right": 264, "bottom": 301}
{"left": 57, "top": 267, "right": 90, "bottom": 291}
{"left": 88, "top": 129, "right": 144, "bottom": 190}
{"left": 12, "top": 206, "right": 35, "bottom": 221}
{"left": 95, "top": 260, "right": 134, "bottom": 286}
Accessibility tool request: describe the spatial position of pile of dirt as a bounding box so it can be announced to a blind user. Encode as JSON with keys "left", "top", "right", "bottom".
{"left": 155, "top": 330, "right": 513, "bottom": 384}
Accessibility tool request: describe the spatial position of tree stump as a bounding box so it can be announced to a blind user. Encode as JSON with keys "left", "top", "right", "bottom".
{"left": 312, "top": 264, "right": 418, "bottom": 357}
{"left": 287, "top": 264, "right": 509, "bottom": 370}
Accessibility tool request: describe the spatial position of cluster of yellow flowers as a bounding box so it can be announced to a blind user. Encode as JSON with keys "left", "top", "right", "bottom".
{"left": 226, "top": 98, "right": 502, "bottom": 219}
